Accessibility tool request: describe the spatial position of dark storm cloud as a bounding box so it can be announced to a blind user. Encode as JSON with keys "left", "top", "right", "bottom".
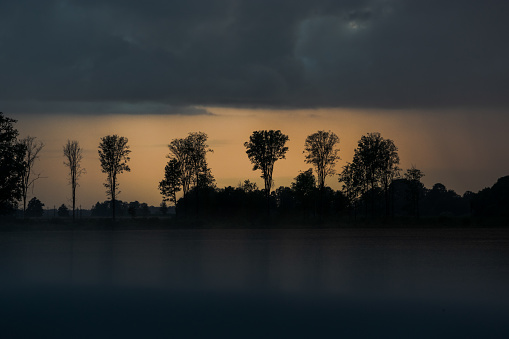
{"left": 1, "top": 100, "right": 212, "bottom": 115}
{"left": 1, "top": 0, "right": 509, "bottom": 113}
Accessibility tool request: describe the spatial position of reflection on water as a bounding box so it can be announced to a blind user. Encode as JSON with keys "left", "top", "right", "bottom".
{"left": 1, "top": 228, "right": 509, "bottom": 337}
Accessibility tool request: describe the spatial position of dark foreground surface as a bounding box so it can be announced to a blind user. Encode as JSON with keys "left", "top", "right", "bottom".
{"left": 1, "top": 228, "right": 509, "bottom": 338}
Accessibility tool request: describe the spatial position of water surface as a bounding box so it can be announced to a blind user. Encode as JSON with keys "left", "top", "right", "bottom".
{"left": 1, "top": 228, "right": 508, "bottom": 338}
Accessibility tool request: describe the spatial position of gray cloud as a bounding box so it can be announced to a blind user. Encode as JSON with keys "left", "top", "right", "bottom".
{"left": 1, "top": 0, "right": 509, "bottom": 113}
{"left": 1, "top": 101, "right": 212, "bottom": 115}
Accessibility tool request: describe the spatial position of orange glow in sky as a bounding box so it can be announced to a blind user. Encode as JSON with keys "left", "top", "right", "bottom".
{"left": 11, "top": 108, "right": 509, "bottom": 209}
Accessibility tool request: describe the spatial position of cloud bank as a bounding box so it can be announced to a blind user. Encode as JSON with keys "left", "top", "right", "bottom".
{"left": 1, "top": 0, "right": 509, "bottom": 113}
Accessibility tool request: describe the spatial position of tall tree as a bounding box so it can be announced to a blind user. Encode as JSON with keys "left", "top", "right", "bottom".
{"left": 20, "top": 136, "right": 44, "bottom": 217}
{"left": 159, "top": 158, "right": 182, "bottom": 206}
{"left": 0, "top": 112, "right": 26, "bottom": 215}
{"left": 164, "top": 132, "right": 214, "bottom": 199}
{"left": 244, "top": 130, "right": 289, "bottom": 212}
{"left": 340, "top": 132, "right": 400, "bottom": 217}
{"left": 304, "top": 130, "right": 340, "bottom": 192}
{"left": 338, "top": 160, "right": 367, "bottom": 218}
{"left": 98, "top": 135, "right": 131, "bottom": 221}
{"left": 186, "top": 132, "right": 214, "bottom": 190}
{"left": 63, "top": 140, "right": 85, "bottom": 222}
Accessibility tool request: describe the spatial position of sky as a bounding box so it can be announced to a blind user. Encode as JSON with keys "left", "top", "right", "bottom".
{"left": 2, "top": 0, "right": 509, "bottom": 208}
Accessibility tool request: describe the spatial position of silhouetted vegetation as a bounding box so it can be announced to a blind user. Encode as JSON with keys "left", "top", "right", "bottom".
{"left": 159, "top": 132, "right": 215, "bottom": 216}
{"left": 159, "top": 201, "right": 169, "bottom": 215}
{"left": 304, "top": 130, "right": 340, "bottom": 192}
{"left": 0, "top": 112, "right": 25, "bottom": 215}
{"left": 471, "top": 176, "right": 509, "bottom": 217}
{"left": 404, "top": 166, "right": 425, "bottom": 217}
{"left": 174, "top": 170, "right": 348, "bottom": 224}
{"left": 26, "top": 197, "right": 44, "bottom": 217}
{"left": 63, "top": 139, "right": 85, "bottom": 221}
{"left": 19, "top": 136, "right": 44, "bottom": 217}
{"left": 245, "top": 130, "right": 289, "bottom": 214}
{"left": 98, "top": 135, "right": 131, "bottom": 221}
{"left": 339, "top": 132, "right": 400, "bottom": 218}
{"left": 57, "top": 204, "right": 70, "bottom": 217}
{"left": 2, "top": 111, "right": 509, "bottom": 228}
{"left": 91, "top": 200, "right": 153, "bottom": 218}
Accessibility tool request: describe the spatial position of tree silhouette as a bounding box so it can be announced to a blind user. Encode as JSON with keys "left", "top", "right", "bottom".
{"left": 26, "top": 197, "right": 44, "bottom": 218}
{"left": 304, "top": 131, "right": 340, "bottom": 192}
{"left": 291, "top": 168, "right": 317, "bottom": 214}
{"left": 159, "top": 158, "right": 182, "bottom": 206}
{"left": 404, "top": 166, "right": 425, "bottom": 217}
{"left": 163, "top": 132, "right": 214, "bottom": 200}
{"left": 244, "top": 130, "right": 289, "bottom": 213}
{"left": 63, "top": 140, "right": 85, "bottom": 222}
{"left": 339, "top": 132, "right": 400, "bottom": 217}
{"left": 159, "top": 201, "right": 169, "bottom": 215}
{"left": 338, "top": 161, "right": 365, "bottom": 216}
{"left": 128, "top": 201, "right": 140, "bottom": 218}
{"left": 57, "top": 204, "right": 70, "bottom": 217}
{"left": 238, "top": 179, "right": 258, "bottom": 193}
{"left": 20, "top": 136, "right": 44, "bottom": 217}
{"left": 98, "top": 135, "right": 131, "bottom": 221}
{"left": 0, "top": 112, "right": 26, "bottom": 215}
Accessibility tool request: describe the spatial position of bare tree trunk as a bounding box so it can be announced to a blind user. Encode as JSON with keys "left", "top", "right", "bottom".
{"left": 72, "top": 176, "right": 76, "bottom": 222}
{"left": 112, "top": 175, "right": 116, "bottom": 222}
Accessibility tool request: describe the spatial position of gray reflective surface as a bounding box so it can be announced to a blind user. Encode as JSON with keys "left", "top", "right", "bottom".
{"left": 1, "top": 228, "right": 509, "bottom": 338}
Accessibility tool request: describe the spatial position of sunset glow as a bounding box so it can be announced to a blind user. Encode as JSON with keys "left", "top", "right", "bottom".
{"left": 10, "top": 107, "right": 509, "bottom": 209}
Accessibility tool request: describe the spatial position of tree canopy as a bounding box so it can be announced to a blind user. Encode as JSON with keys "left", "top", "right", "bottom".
{"left": 160, "top": 132, "right": 214, "bottom": 205}
{"left": 98, "top": 134, "right": 131, "bottom": 221}
{"left": 244, "top": 130, "right": 289, "bottom": 203}
{"left": 339, "top": 132, "right": 400, "bottom": 216}
{"left": 26, "top": 197, "right": 44, "bottom": 218}
{"left": 0, "top": 112, "right": 26, "bottom": 215}
{"left": 304, "top": 130, "right": 340, "bottom": 191}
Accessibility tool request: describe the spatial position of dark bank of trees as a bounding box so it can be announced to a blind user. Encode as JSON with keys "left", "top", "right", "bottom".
{"left": 2, "top": 109, "right": 509, "bottom": 226}
{"left": 91, "top": 200, "right": 151, "bottom": 218}
{"left": 471, "top": 176, "right": 509, "bottom": 217}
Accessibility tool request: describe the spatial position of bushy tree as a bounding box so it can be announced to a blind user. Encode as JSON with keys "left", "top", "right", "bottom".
{"left": 304, "top": 131, "right": 340, "bottom": 191}
{"left": 244, "top": 130, "right": 289, "bottom": 213}
{"left": 291, "top": 168, "right": 317, "bottom": 213}
{"left": 0, "top": 112, "right": 26, "bottom": 215}
{"left": 98, "top": 135, "right": 131, "bottom": 221}
{"left": 57, "top": 204, "right": 70, "bottom": 217}
{"left": 339, "top": 132, "right": 400, "bottom": 217}
{"left": 338, "top": 161, "right": 365, "bottom": 212}
{"left": 26, "top": 197, "right": 44, "bottom": 218}
{"left": 160, "top": 132, "right": 214, "bottom": 203}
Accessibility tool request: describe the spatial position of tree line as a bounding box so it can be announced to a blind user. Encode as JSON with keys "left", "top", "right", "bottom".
{"left": 1, "top": 112, "right": 507, "bottom": 223}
